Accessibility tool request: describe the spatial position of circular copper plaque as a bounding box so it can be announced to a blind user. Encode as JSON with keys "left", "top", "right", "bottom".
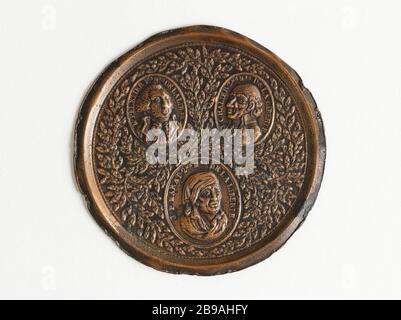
{"left": 74, "top": 26, "right": 326, "bottom": 275}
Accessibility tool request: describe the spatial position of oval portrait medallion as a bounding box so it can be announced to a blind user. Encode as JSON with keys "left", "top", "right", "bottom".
{"left": 215, "top": 73, "right": 275, "bottom": 145}
{"left": 164, "top": 162, "right": 241, "bottom": 248}
{"left": 74, "top": 26, "right": 326, "bottom": 275}
{"left": 127, "top": 74, "right": 187, "bottom": 143}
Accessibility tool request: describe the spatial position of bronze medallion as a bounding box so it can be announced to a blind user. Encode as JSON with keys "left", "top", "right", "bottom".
{"left": 74, "top": 25, "right": 326, "bottom": 275}
{"left": 164, "top": 161, "right": 242, "bottom": 248}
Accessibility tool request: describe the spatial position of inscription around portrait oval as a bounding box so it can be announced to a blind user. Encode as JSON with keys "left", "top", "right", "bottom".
{"left": 215, "top": 73, "right": 275, "bottom": 145}
{"left": 127, "top": 74, "right": 187, "bottom": 143}
{"left": 164, "top": 162, "right": 242, "bottom": 248}
{"left": 93, "top": 44, "right": 307, "bottom": 258}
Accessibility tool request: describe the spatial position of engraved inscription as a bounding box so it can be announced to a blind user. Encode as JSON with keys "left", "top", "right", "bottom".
{"left": 127, "top": 74, "right": 187, "bottom": 143}
{"left": 215, "top": 73, "right": 275, "bottom": 145}
{"left": 93, "top": 44, "right": 307, "bottom": 258}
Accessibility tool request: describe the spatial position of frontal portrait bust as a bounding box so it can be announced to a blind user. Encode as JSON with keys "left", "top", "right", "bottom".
{"left": 135, "top": 84, "right": 178, "bottom": 135}
{"left": 180, "top": 172, "right": 228, "bottom": 241}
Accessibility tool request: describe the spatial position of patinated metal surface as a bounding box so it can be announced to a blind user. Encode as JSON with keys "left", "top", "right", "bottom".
{"left": 74, "top": 25, "right": 326, "bottom": 275}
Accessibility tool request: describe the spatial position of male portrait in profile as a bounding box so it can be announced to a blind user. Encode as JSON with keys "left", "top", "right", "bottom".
{"left": 180, "top": 171, "right": 228, "bottom": 241}
{"left": 224, "top": 83, "right": 264, "bottom": 144}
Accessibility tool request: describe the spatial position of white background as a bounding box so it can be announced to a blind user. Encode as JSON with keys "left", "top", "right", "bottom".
{"left": 0, "top": 0, "right": 400, "bottom": 299}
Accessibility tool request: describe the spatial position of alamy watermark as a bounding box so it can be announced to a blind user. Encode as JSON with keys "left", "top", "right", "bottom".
{"left": 145, "top": 121, "right": 255, "bottom": 176}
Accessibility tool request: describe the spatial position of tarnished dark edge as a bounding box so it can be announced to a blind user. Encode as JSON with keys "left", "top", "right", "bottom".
{"left": 73, "top": 25, "right": 326, "bottom": 276}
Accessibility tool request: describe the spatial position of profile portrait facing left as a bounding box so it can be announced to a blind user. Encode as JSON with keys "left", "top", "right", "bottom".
{"left": 225, "top": 83, "right": 263, "bottom": 144}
